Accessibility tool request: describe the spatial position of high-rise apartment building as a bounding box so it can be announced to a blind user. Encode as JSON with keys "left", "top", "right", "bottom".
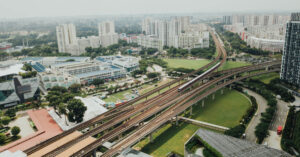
{"left": 223, "top": 16, "right": 232, "bottom": 25}
{"left": 56, "top": 24, "right": 77, "bottom": 53}
{"left": 98, "top": 21, "right": 119, "bottom": 47}
{"left": 280, "top": 13, "right": 300, "bottom": 87}
{"left": 98, "top": 21, "right": 115, "bottom": 36}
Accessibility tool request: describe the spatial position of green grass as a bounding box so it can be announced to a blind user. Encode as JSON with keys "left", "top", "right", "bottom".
{"left": 104, "top": 79, "right": 175, "bottom": 103}
{"left": 190, "top": 89, "right": 251, "bottom": 128}
{"left": 219, "top": 61, "right": 251, "bottom": 71}
{"left": 164, "top": 59, "right": 250, "bottom": 71}
{"left": 251, "top": 72, "right": 280, "bottom": 84}
{"left": 164, "top": 59, "right": 211, "bottom": 70}
{"left": 134, "top": 89, "right": 251, "bottom": 156}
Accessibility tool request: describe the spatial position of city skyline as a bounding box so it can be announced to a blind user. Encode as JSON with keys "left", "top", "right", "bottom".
{"left": 0, "top": 0, "right": 299, "bottom": 19}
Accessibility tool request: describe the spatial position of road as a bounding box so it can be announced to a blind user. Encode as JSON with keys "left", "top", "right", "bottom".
{"left": 244, "top": 88, "right": 268, "bottom": 142}
{"left": 263, "top": 99, "right": 289, "bottom": 150}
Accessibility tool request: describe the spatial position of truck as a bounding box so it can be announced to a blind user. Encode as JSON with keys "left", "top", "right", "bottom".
{"left": 277, "top": 126, "right": 283, "bottom": 135}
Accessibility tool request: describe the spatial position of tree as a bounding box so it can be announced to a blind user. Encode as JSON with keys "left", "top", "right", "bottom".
{"left": 147, "top": 72, "right": 161, "bottom": 79}
{"left": 92, "top": 79, "right": 104, "bottom": 86}
{"left": 67, "top": 99, "right": 87, "bottom": 123}
{"left": 0, "top": 133, "right": 6, "bottom": 144}
{"left": 62, "top": 93, "right": 74, "bottom": 103}
{"left": 11, "top": 126, "right": 20, "bottom": 137}
{"left": 5, "top": 108, "right": 16, "bottom": 118}
{"left": 69, "top": 84, "right": 81, "bottom": 93}
{"left": 225, "top": 124, "right": 245, "bottom": 138}
{"left": 1, "top": 116, "right": 10, "bottom": 126}
{"left": 58, "top": 103, "right": 68, "bottom": 125}
{"left": 22, "top": 63, "right": 32, "bottom": 71}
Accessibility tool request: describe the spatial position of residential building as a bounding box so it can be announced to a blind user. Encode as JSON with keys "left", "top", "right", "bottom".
{"left": 98, "top": 21, "right": 119, "bottom": 47}
{"left": 137, "top": 35, "right": 163, "bottom": 50}
{"left": 281, "top": 13, "right": 300, "bottom": 87}
{"left": 223, "top": 16, "right": 232, "bottom": 25}
{"left": 56, "top": 24, "right": 78, "bottom": 54}
{"left": 247, "top": 36, "right": 284, "bottom": 52}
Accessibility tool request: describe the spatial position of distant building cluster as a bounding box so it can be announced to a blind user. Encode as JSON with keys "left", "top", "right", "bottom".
{"left": 135, "top": 16, "right": 210, "bottom": 50}
{"left": 56, "top": 21, "right": 119, "bottom": 56}
{"left": 281, "top": 13, "right": 300, "bottom": 87}
{"left": 222, "top": 14, "right": 290, "bottom": 52}
{"left": 22, "top": 55, "right": 139, "bottom": 89}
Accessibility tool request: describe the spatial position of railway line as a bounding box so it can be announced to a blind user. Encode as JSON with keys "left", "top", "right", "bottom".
{"left": 24, "top": 26, "right": 282, "bottom": 157}
{"left": 25, "top": 28, "right": 226, "bottom": 156}
{"left": 69, "top": 60, "right": 280, "bottom": 156}
{"left": 101, "top": 65, "right": 281, "bottom": 157}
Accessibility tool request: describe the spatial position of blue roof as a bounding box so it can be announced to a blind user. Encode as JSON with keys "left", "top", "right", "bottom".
{"left": 31, "top": 62, "right": 46, "bottom": 72}
{"left": 55, "top": 57, "right": 89, "bottom": 61}
{"left": 22, "top": 57, "right": 43, "bottom": 61}
{"left": 110, "top": 65, "right": 120, "bottom": 69}
{"left": 75, "top": 70, "right": 112, "bottom": 79}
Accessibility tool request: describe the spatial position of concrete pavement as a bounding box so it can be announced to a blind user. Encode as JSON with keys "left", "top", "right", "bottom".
{"left": 244, "top": 88, "right": 268, "bottom": 142}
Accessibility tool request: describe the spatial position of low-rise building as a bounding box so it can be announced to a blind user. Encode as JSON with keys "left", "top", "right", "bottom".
{"left": 247, "top": 36, "right": 284, "bottom": 52}
{"left": 96, "top": 56, "right": 139, "bottom": 73}
{"left": 0, "top": 63, "right": 40, "bottom": 108}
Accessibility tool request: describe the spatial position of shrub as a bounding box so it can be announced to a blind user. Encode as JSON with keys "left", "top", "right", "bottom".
{"left": 11, "top": 126, "right": 20, "bottom": 137}
{"left": 0, "top": 133, "right": 6, "bottom": 144}
{"left": 1, "top": 116, "right": 10, "bottom": 126}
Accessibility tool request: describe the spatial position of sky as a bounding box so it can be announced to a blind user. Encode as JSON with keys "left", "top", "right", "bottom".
{"left": 0, "top": 0, "right": 299, "bottom": 18}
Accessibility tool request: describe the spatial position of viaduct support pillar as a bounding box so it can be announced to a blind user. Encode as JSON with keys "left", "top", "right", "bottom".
{"left": 149, "top": 133, "right": 154, "bottom": 143}
{"left": 202, "top": 100, "right": 205, "bottom": 107}
{"left": 93, "top": 149, "right": 96, "bottom": 157}
{"left": 212, "top": 94, "right": 215, "bottom": 100}
{"left": 190, "top": 106, "right": 193, "bottom": 115}
{"left": 221, "top": 89, "right": 224, "bottom": 95}
{"left": 176, "top": 115, "right": 179, "bottom": 126}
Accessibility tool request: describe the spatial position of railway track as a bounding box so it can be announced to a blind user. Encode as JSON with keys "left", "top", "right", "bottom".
{"left": 40, "top": 29, "right": 226, "bottom": 157}
{"left": 24, "top": 28, "right": 226, "bottom": 156}
{"left": 69, "top": 30, "right": 230, "bottom": 156}
{"left": 101, "top": 66, "right": 281, "bottom": 157}
{"left": 25, "top": 31, "right": 225, "bottom": 156}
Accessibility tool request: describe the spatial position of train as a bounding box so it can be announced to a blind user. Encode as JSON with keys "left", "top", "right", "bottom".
{"left": 178, "top": 62, "right": 221, "bottom": 92}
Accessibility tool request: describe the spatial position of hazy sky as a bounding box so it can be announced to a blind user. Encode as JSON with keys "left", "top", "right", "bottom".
{"left": 0, "top": 0, "right": 299, "bottom": 18}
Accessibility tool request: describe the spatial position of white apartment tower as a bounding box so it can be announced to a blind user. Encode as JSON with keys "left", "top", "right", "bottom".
{"left": 98, "top": 21, "right": 119, "bottom": 47}
{"left": 56, "top": 24, "right": 77, "bottom": 53}
{"left": 98, "top": 21, "right": 115, "bottom": 35}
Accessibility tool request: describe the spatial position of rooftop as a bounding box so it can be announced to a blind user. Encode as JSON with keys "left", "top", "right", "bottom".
{"left": 0, "top": 64, "right": 24, "bottom": 77}
{"left": 49, "top": 96, "right": 108, "bottom": 131}
{"left": 195, "top": 128, "right": 292, "bottom": 157}
{"left": 0, "top": 109, "right": 63, "bottom": 153}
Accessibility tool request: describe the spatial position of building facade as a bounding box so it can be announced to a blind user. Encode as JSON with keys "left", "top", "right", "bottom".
{"left": 281, "top": 13, "right": 300, "bottom": 87}
{"left": 0, "top": 63, "right": 40, "bottom": 108}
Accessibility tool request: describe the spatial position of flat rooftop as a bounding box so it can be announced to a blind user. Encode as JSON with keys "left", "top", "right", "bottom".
{"left": 196, "top": 128, "right": 292, "bottom": 157}
{"left": 0, "top": 64, "right": 25, "bottom": 77}
{"left": 28, "top": 131, "right": 83, "bottom": 157}
{"left": 0, "top": 109, "right": 63, "bottom": 153}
